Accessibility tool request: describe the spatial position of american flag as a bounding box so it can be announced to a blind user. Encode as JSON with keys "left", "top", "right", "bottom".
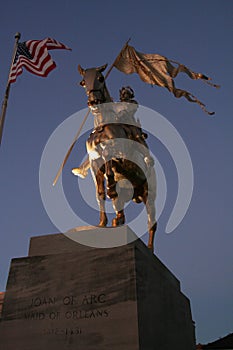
{"left": 9, "top": 38, "right": 71, "bottom": 83}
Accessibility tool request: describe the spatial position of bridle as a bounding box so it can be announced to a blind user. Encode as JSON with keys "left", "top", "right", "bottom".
{"left": 87, "top": 88, "right": 107, "bottom": 106}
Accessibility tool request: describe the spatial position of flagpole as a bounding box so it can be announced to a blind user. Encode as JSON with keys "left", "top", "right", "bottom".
{"left": 52, "top": 38, "right": 131, "bottom": 186}
{"left": 0, "top": 32, "right": 21, "bottom": 146}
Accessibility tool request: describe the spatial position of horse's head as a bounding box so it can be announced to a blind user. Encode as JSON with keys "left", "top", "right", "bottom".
{"left": 78, "top": 64, "right": 111, "bottom": 107}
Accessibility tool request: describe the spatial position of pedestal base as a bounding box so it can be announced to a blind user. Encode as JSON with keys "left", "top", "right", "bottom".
{"left": 0, "top": 226, "right": 195, "bottom": 349}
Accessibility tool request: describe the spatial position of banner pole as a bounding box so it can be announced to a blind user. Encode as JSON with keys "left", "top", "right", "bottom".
{"left": 52, "top": 108, "right": 90, "bottom": 186}
{"left": 0, "top": 32, "right": 21, "bottom": 146}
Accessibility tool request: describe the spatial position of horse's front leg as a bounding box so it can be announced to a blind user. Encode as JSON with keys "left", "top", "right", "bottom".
{"left": 91, "top": 159, "right": 108, "bottom": 227}
{"left": 111, "top": 187, "right": 127, "bottom": 227}
{"left": 101, "top": 137, "right": 122, "bottom": 200}
{"left": 97, "top": 188, "right": 108, "bottom": 227}
{"left": 101, "top": 143, "right": 117, "bottom": 199}
{"left": 112, "top": 205, "right": 125, "bottom": 227}
{"left": 105, "top": 159, "right": 118, "bottom": 199}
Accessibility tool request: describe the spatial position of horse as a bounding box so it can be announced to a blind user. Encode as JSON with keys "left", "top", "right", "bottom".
{"left": 74, "top": 63, "right": 157, "bottom": 250}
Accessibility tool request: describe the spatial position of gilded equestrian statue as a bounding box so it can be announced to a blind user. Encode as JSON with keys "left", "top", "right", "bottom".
{"left": 72, "top": 64, "right": 157, "bottom": 250}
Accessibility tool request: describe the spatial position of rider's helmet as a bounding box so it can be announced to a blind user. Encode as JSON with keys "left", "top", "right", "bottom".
{"left": 119, "top": 86, "right": 135, "bottom": 102}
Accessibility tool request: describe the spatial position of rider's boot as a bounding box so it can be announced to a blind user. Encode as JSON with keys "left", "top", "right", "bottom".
{"left": 72, "top": 158, "right": 90, "bottom": 179}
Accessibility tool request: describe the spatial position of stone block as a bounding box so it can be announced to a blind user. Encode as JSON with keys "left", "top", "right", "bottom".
{"left": 0, "top": 226, "right": 195, "bottom": 349}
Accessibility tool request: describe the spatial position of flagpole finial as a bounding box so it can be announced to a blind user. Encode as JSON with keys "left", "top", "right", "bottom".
{"left": 15, "top": 32, "right": 21, "bottom": 40}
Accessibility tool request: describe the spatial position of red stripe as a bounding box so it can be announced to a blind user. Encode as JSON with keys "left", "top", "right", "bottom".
{"left": 9, "top": 58, "right": 55, "bottom": 81}
{"left": 9, "top": 55, "right": 54, "bottom": 81}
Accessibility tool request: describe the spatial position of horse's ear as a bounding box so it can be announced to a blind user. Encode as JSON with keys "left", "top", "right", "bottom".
{"left": 97, "top": 64, "right": 108, "bottom": 73}
{"left": 78, "top": 64, "right": 85, "bottom": 76}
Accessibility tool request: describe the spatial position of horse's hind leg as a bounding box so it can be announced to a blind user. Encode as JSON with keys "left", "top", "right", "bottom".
{"left": 148, "top": 221, "right": 157, "bottom": 251}
{"left": 143, "top": 194, "right": 157, "bottom": 251}
{"left": 97, "top": 172, "right": 108, "bottom": 227}
{"left": 112, "top": 195, "right": 125, "bottom": 227}
{"left": 91, "top": 160, "right": 108, "bottom": 227}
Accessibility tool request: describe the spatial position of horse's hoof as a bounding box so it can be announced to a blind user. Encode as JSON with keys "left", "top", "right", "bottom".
{"left": 98, "top": 224, "right": 106, "bottom": 228}
{"left": 112, "top": 216, "right": 125, "bottom": 227}
{"left": 112, "top": 218, "right": 117, "bottom": 227}
{"left": 98, "top": 217, "right": 108, "bottom": 227}
{"left": 147, "top": 244, "right": 154, "bottom": 252}
{"left": 98, "top": 221, "right": 107, "bottom": 227}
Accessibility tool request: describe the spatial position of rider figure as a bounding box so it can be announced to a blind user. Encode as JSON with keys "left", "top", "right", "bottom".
{"left": 72, "top": 87, "right": 153, "bottom": 178}
{"left": 116, "top": 87, "right": 153, "bottom": 162}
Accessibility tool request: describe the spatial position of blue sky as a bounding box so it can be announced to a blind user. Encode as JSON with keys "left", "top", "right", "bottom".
{"left": 0, "top": 0, "right": 232, "bottom": 344}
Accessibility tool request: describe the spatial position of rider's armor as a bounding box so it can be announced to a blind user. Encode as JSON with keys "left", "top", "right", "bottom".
{"left": 72, "top": 87, "right": 154, "bottom": 179}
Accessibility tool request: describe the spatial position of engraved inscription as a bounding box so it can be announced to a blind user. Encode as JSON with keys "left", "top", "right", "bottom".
{"left": 30, "top": 297, "right": 56, "bottom": 307}
{"left": 43, "top": 327, "right": 82, "bottom": 336}
{"left": 23, "top": 293, "right": 110, "bottom": 336}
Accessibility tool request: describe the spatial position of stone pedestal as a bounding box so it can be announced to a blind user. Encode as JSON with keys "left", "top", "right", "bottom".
{"left": 0, "top": 226, "right": 196, "bottom": 350}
